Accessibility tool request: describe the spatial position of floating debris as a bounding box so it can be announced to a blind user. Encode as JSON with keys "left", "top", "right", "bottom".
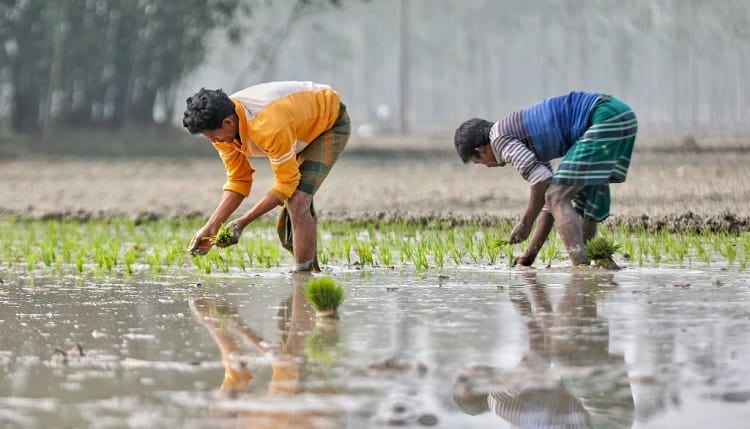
{"left": 50, "top": 343, "right": 85, "bottom": 366}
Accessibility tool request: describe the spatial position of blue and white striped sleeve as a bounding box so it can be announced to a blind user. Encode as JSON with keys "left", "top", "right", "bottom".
{"left": 500, "top": 140, "right": 553, "bottom": 185}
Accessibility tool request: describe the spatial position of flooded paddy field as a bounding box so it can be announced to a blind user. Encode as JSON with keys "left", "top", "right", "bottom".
{"left": 1, "top": 264, "right": 749, "bottom": 428}
{"left": 2, "top": 144, "right": 750, "bottom": 428}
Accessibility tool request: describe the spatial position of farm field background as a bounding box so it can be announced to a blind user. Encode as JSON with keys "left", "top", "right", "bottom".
{"left": 1, "top": 135, "right": 749, "bottom": 229}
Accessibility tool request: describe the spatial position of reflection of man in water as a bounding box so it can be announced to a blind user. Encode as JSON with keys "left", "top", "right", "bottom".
{"left": 190, "top": 273, "right": 338, "bottom": 428}
{"left": 453, "top": 272, "right": 635, "bottom": 428}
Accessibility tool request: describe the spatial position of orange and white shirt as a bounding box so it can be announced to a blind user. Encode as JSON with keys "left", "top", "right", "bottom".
{"left": 211, "top": 81, "right": 341, "bottom": 202}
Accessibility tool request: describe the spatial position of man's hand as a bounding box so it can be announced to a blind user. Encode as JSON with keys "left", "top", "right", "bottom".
{"left": 512, "top": 253, "right": 536, "bottom": 267}
{"left": 187, "top": 225, "right": 217, "bottom": 256}
{"left": 214, "top": 220, "right": 243, "bottom": 248}
{"left": 510, "top": 221, "right": 531, "bottom": 244}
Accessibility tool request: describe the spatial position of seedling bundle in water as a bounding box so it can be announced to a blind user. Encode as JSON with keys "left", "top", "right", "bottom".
{"left": 585, "top": 236, "right": 620, "bottom": 269}
{"left": 304, "top": 276, "right": 344, "bottom": 319}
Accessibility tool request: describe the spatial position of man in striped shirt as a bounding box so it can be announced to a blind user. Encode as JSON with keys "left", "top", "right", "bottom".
{"left": 183, "top": 81, "right": 350, "bottom": 272}
{"left": 454, "top": 92, "right": 637, "bottom": 266}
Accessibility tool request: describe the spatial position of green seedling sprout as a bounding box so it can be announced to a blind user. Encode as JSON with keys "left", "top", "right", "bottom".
{"left": 585, "top": 236, "right": 620, "bottom": 269}
{"left": 304, "top": 276, "right": 344, "bottom": 319}
{"left": 488, "top": 238, "right": 509, "bottom": 249}
{"left": 356, "top": 242, "right": 374, "bottom": 267}
{"left": 214, "top": 222, "right": 233, "bottom": 245}
{"left": 3, "top": 217, "right": 749, "bottom": 276}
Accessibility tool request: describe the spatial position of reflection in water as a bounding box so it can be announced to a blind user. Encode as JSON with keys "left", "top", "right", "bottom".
{"left": 189, "top": 272, "right": 340, "bottom": 428}
{"left": 454, "top": 271, "right": 635, "bottom": 428}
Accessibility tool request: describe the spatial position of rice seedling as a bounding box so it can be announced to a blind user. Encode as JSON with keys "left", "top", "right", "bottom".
{"left": 192, "top": 254, "right": 212, "bottom": 274}
{"left": 303, "top": 276, "right": 344, "bottom": 319}
{"left": 145, "top": 250, "right": 162, "bottom": 274}
{"left": 398, "top": 240, "right": 413, "bottom": 264}
{"left": 356, "top": 242, "right": 374, "bottom": 267}
{"left": 719, "top": 239, "right": 737, "bottom": 267}
{"left": 214, "top": 222, "right": 234, "bottom": 245}
{"left": 342, "top": 238, "right": 353, "bottom": 265}
{"left": 585, "top": 236, "right": 620, "bottom": 269}
{"left": 39, "top": 243, "right": 55, "bottom": 267}
{"left": 123, "top": 248, "right": 139, "bottom": 275}
{"left": 647, "top": 240, "right": 661, "bottom": 265}
{"left": 449, "top": 247, "right": 466, "bottom": 266}
{"left": 319, "top": 248, "right": 330, "bottom": 266}
{"left": 488, "top": 237, "right": 509, "bottom": 248}
{"left": 74, "top": 250, "right": 85, "bottom": 274}
{"left": 25, "top": 252, "right": 37, "bottom": 272}
{"left": 412, "top": 249, "right": 429, "bottom": 272}
{"left": 2, "top": 217, "right": 750, "bottom": 277}
{"left": 484, "top": 236, "right": 504, "bottom": 265}
{"left": 377, "top": 243, "right": 393, "bottom": 267}
{"left": 539, "top": 244, "right": 561, "bottom": 266}
{"left": 432, "top": 243, "right": 446, "bottom": 270}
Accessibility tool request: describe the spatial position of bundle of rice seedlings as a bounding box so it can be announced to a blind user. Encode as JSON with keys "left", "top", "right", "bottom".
{"left": 488, "top": 238, "right": 510, "bottom": 249}
{"left": 585, "top": 236, "right": 620, "bottom": 269}
{"left": 214, "top": 223, "right": 232, "bottom": 243}
{"left": 214, "top": 222, "right": 233, "bottom": 246}
{"left": 304, "top": 276, "right": 344, "bottom": 319}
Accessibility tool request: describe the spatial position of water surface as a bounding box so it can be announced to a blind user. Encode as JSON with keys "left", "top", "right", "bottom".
{"left": 1, "top": 267, "right": 749, "bottom": 428}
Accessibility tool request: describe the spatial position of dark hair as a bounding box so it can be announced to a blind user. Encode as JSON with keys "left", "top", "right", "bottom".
{"left": 182, "top": 88, "right": 236, "bottom": 134}
{"left": 454, "top": 118, "right": 493, "bottom": 163}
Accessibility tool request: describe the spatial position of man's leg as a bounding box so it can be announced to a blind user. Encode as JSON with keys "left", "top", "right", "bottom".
{"left": 546, "top": 184, "right": 588, "bottom": 265}
{"left": 582, "top": 218, "right": 598, "bottom": 243}
{"left": 287, "top": 190, "right": 317, "bottom": 271}
{"left": 286, "top": 104, "right": 349, "bottom": 271}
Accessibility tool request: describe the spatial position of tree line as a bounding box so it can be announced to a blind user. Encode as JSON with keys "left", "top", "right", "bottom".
{"left": 0, "top": 0, "right": 343, "bottom": 134}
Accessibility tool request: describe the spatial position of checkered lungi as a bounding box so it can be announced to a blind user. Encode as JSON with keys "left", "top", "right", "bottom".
{"left": 551, "top": 97, "right": 638, "bottom": 222}
{"left": 277, "top": 103, "right": 351, "bottom": 252}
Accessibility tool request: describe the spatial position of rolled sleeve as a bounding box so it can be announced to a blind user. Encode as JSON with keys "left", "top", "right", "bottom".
{"left": 500, "top": 139, "right": 551, "bottom": 184}
{"left": 255, "top": 127, "right": 300, "bottom": 202}
{"left": 269, "top": 160, "right": 300, "bottom": 201}
{"left": 213, "top": 141, "right": 254, "bottom": 197}
{"left": 527, "top": 163, "right": 553, "bottom": 185}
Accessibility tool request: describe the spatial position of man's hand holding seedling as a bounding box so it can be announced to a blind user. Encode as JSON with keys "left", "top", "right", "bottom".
{"left": 214, "top": 220, "right": 243, "bottom": 248}
{"left": 187, "top": 220, "right": 243, "bottom": 256}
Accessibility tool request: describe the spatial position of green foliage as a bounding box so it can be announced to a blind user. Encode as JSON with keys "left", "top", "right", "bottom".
{"left": 1, "top": 0, "right": 249, "bottom": 131}
{"left": 303, "top": 276, "right": 344, "bottom": 314}
{"left": 2, "top": 217, "right": 750, "bottom": 276}
{"left": 215, "top": 222, "right": 233, "bottom": 243}
{"left": 488, "top": 238, "right": 509, "bottom": 249}
{"left": 0, "top": 0, "right": 351, "bottom": 132}
{"left": 585, "top": 236, "right": 619, "bottom": 261}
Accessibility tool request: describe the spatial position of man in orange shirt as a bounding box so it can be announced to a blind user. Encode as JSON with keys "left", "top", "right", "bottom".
{"left": 183, "top": 81, "right": 350, "bottom": 271}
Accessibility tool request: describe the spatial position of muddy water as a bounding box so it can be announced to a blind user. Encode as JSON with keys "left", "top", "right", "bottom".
{"left": 1, "top": 267, "right": 749, "bottom": 428}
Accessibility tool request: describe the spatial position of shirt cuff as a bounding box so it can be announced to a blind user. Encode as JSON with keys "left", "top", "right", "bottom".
{"left": 223, "top": 182, "right": 251, "bottom": 197}
{"left": 269, "top": 188, "right": 288, "bottom": 203}
{"left": 528, "top": 165, "right": 553, "bottom": 185}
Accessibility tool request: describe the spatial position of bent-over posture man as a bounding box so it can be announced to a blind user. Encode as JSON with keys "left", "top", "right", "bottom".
{"left": 454, "top": 92, "right": 637, "bottom": 266}
{"left": 183, "top": 81, "right": 350, "bottom": 271}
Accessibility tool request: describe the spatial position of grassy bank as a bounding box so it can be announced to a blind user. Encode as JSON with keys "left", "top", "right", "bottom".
{"left": 1, "top": 217, "right": 749, "bottom": 277}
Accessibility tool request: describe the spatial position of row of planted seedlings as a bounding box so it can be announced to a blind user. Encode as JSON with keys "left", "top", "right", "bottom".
{"left": 2, "top": 217, "right": 750, "bottom": 276}
{"left": 317, "top": 219, "right": 568, "bottom": 271}
{"left": 606, "top": 225, "right": 750, "bottom": 269}
{"left": 0, "top": 217, "right": 201, "bottom": 276}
